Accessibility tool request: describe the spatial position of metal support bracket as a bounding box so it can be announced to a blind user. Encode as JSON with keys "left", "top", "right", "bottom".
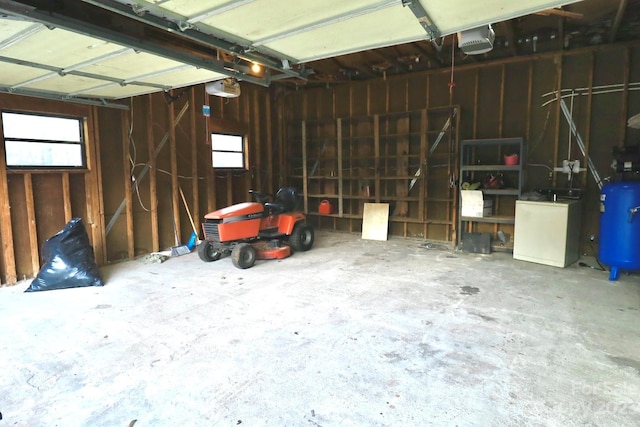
{"left": 401, "top": 0, "right": 441, "bottom": 40}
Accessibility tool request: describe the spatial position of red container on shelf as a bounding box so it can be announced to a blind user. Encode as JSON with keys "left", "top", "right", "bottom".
{"left": 319, "top": 199, "right": 333, "bottom": 215}
{"left": 504, "top": 154, "right": 519, "bottom": 165}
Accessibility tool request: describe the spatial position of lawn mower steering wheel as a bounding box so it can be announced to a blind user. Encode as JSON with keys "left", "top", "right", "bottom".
{"left": 249, "top": 189, "right": 271, "bottom": 203}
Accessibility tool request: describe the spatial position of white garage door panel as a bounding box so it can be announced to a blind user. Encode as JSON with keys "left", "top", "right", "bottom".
{"left": 25, "top": 74, "right": 108, "bottom": 94}
{"left": 1, "top": 28, "right": 125, "bottom": 68}
{"left": 86, "top": 84, "right": 164, "bottom": 99}
{"left": 428, "top": 0, "right": 582, "bottom": 34}
{"left": 200, "top": 0, "right": 388, "bottom": 42}
{"left": 265, "top": 6, "right": 425, "bottom": 63}
{"left": 86, "top": 51, "right": 190, "bottom": 79}
{"left": 153, "top": 0, "right": 232, "bottom": 19}
{"left": 0, "top": 0, "right": 585, "bottom": 101}
{"left": 0, "top": 19, "right": 38, "bottom": 43}
{"left": 0, "top": 64, "right": 51, "bottom": 87}
{"left": 139, "top": 68, "right": 227, "bottom": 87}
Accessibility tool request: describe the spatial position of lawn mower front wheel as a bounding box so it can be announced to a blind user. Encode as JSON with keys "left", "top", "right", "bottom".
{"left": 198, "top": 241, "right": 222, "bottom": 262}
{"left": 232, "top": 243, "right": 256, "bottom": 269}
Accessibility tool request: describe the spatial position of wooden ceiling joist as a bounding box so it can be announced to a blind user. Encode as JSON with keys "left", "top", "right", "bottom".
{"left": 609, "top": 0, "right": 629, "bottom": 43}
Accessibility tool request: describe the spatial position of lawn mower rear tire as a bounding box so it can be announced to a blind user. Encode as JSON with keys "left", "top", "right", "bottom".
{"left": 232, "top": 243, "right": 256, "bottom": 269}
{"left": 289, "top": 223, "right": 314, "bottom": 252}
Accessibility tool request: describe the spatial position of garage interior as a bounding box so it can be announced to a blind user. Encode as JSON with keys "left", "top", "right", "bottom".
{"left": 1, "top": 0, "right": 640, "bottom": 425}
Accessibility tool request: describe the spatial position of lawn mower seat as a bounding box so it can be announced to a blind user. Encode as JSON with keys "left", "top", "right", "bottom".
{"left": 265, "top": 187, "right": 298, "bottom": 214}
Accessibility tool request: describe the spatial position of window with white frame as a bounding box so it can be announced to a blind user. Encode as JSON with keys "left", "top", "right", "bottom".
{"left": 211, "top": 133, "right": 246, "bottom": 169}
{"left": 1, "top": 111, "right": 86, "bottom": 168}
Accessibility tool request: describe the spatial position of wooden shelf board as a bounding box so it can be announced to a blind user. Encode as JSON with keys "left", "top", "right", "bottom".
{"left": 461, "top": 165, "right": 521, "bottom": 172}
{"left": 343, "top": 195, "right": 376, "bottom": 200}
{"left": 460, "top": 215, "right": 515, "bottom": 224}
{"left": 482, "top": 189, "right": 520, "bottom": 195}
{"left": 307, "top": 193, "right": 340, "bottom": 198}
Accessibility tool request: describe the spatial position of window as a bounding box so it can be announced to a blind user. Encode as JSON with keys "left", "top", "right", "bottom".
{"left": 1, "top": 111, "right": 86, "bottom": 168}
{"left": 211, "top": 133, "right": 246, "bottom": 169}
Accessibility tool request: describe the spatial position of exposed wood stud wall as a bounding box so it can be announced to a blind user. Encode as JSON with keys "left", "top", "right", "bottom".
{"left": 301, "top": 120, "right": 308, "bottom": 214}
{"left": 0, "top": 124, "right": 17, "bottom": 284}
{"left": 552, "top": 54, "right": 564, "bottom": 187}
{"left": 0, "top": 84, "right": 273, "bottom": 285}
{"left": 473, "top": 69, "right": 479, "bottom": 138}
{"left": 283, "top": 44, "right": 640, "bottom": 248}
{"left": 243, "top": 90, "right": 251, "bottom": 199}
{"left": 147, "top": 94, "right": 160, "bottom": 252}
{"left": 620, "top": 47, "right": 630, "bottom": 146}
{"left": 582, "top": 53, "right": 595, "bottom": 189}
{"left": 168, "top": 96, "right": 181, "bottom": 246}
{"left": 189, "top": 88, "right": 200, "bottom": 237}
{"left": 265, "top": 93, "right": 274, "bottom": 192}
{"left": 526, "top": 63, "right": 534, "bottom": 146}
{"left": 87, "top": 107, "right": 106, "bottom": 265}
{"left": 418, "top": 109, "right": 427, "bottom": 222}
{"left": 252, "top": 91, "right": 261, "bottom": 191}
{"left": 62, "top": 173, "right": 72, "bottom": 223}
{"left": 24, "top": 173, "right": 39, "bottom": 276}
{"left": 121, "top": 110, "right": 135, "bottom": 258}
{"left": 424, "top": 75, "right": 431, "bottom": 239}
{"left": 205, "top": 90, "right": 216, "bottom": 214}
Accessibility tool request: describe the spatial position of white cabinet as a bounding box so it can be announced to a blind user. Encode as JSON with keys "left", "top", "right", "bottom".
{"left": 513, "top": 200, "right": 581, "bottom": 267}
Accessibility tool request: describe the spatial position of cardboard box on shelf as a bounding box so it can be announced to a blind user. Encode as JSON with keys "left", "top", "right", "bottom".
{"left": 461, "top": 190, "right": 493, "bottom": 217}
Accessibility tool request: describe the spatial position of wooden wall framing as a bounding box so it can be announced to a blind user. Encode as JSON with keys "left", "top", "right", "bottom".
{"left": 0, "top": 42, "right": 639, "bottom": 284}
{"left": 0, "top": 84, "right": 276, "bottom": 286}
{"left": 282, "top": 43, "right": 640, "bottom": 250}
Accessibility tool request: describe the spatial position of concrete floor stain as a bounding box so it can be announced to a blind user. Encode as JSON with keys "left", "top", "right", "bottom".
{"left": 608, "top": 355, "right": 640, "bottom": 374}
{"left": 460, "top": 286, "right": 480, "bottom": 295}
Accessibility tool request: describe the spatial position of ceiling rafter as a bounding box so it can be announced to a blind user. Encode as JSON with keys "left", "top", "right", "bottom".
{"left": 371, "top": 48, "right": 409, "bottom": 72}
{"left": 498, "top": 20, "right": 519, "bottom": 56}
{"left": 609, "top": 0, "right": 629, "bottom": 43}
{"left": 411, "top": 41, "right": 444, "bottom": 67}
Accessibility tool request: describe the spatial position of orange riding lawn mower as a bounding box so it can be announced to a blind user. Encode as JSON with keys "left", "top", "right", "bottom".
{"left": 197, "top": 187, "right": 314, "bottom": 269}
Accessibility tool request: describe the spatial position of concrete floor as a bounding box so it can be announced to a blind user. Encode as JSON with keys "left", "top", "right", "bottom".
{"left": 1, "top": 230, "right": 639, "bottom": 426}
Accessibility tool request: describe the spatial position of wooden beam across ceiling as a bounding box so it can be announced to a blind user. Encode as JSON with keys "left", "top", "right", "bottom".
{"left": 609, "top": 0, "right": 629, "bottom": 43}
{"left": 536, "top": 8, "right": 584, "bottom": 19}
{"left": 497, "top": 20, "right": 519, "bottom": 57}
{"left": 411, "top": 41, "right": 444, "bottom": 67}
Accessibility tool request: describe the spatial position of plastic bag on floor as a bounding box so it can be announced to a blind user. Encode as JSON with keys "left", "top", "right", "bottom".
{"left": 25, "top": 218, "right": 104, "bottom": 292}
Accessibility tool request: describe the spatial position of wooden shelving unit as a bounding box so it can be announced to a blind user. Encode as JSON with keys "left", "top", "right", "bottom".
{"left": 289, "top": 106, "right": 460, "bottom": 241}
{"left": 457, "top": 137, "right": 525, "bottom": 251}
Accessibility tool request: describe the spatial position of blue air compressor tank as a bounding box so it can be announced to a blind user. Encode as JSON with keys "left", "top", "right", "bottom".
{"left": 599, "top": 181, "right": 640, "bottom": 280}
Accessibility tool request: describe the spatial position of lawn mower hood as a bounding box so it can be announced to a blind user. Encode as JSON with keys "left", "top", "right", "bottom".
{"left": 204, "top": 202, "right": 264, "bottom": 221}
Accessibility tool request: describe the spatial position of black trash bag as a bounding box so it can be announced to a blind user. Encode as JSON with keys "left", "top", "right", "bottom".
{"left": 25, "top": 218, "right": 104, "bottom": 292}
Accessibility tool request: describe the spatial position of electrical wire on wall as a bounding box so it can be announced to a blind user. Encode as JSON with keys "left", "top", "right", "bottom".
{"left": 528, "top": 66, "right": 560, "bottom": 156}
{"left": 126, "top": 98, "right": 154, "bottom": 212}
{"left": 126, "top": 106, "right": 206, "bottom": 213}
